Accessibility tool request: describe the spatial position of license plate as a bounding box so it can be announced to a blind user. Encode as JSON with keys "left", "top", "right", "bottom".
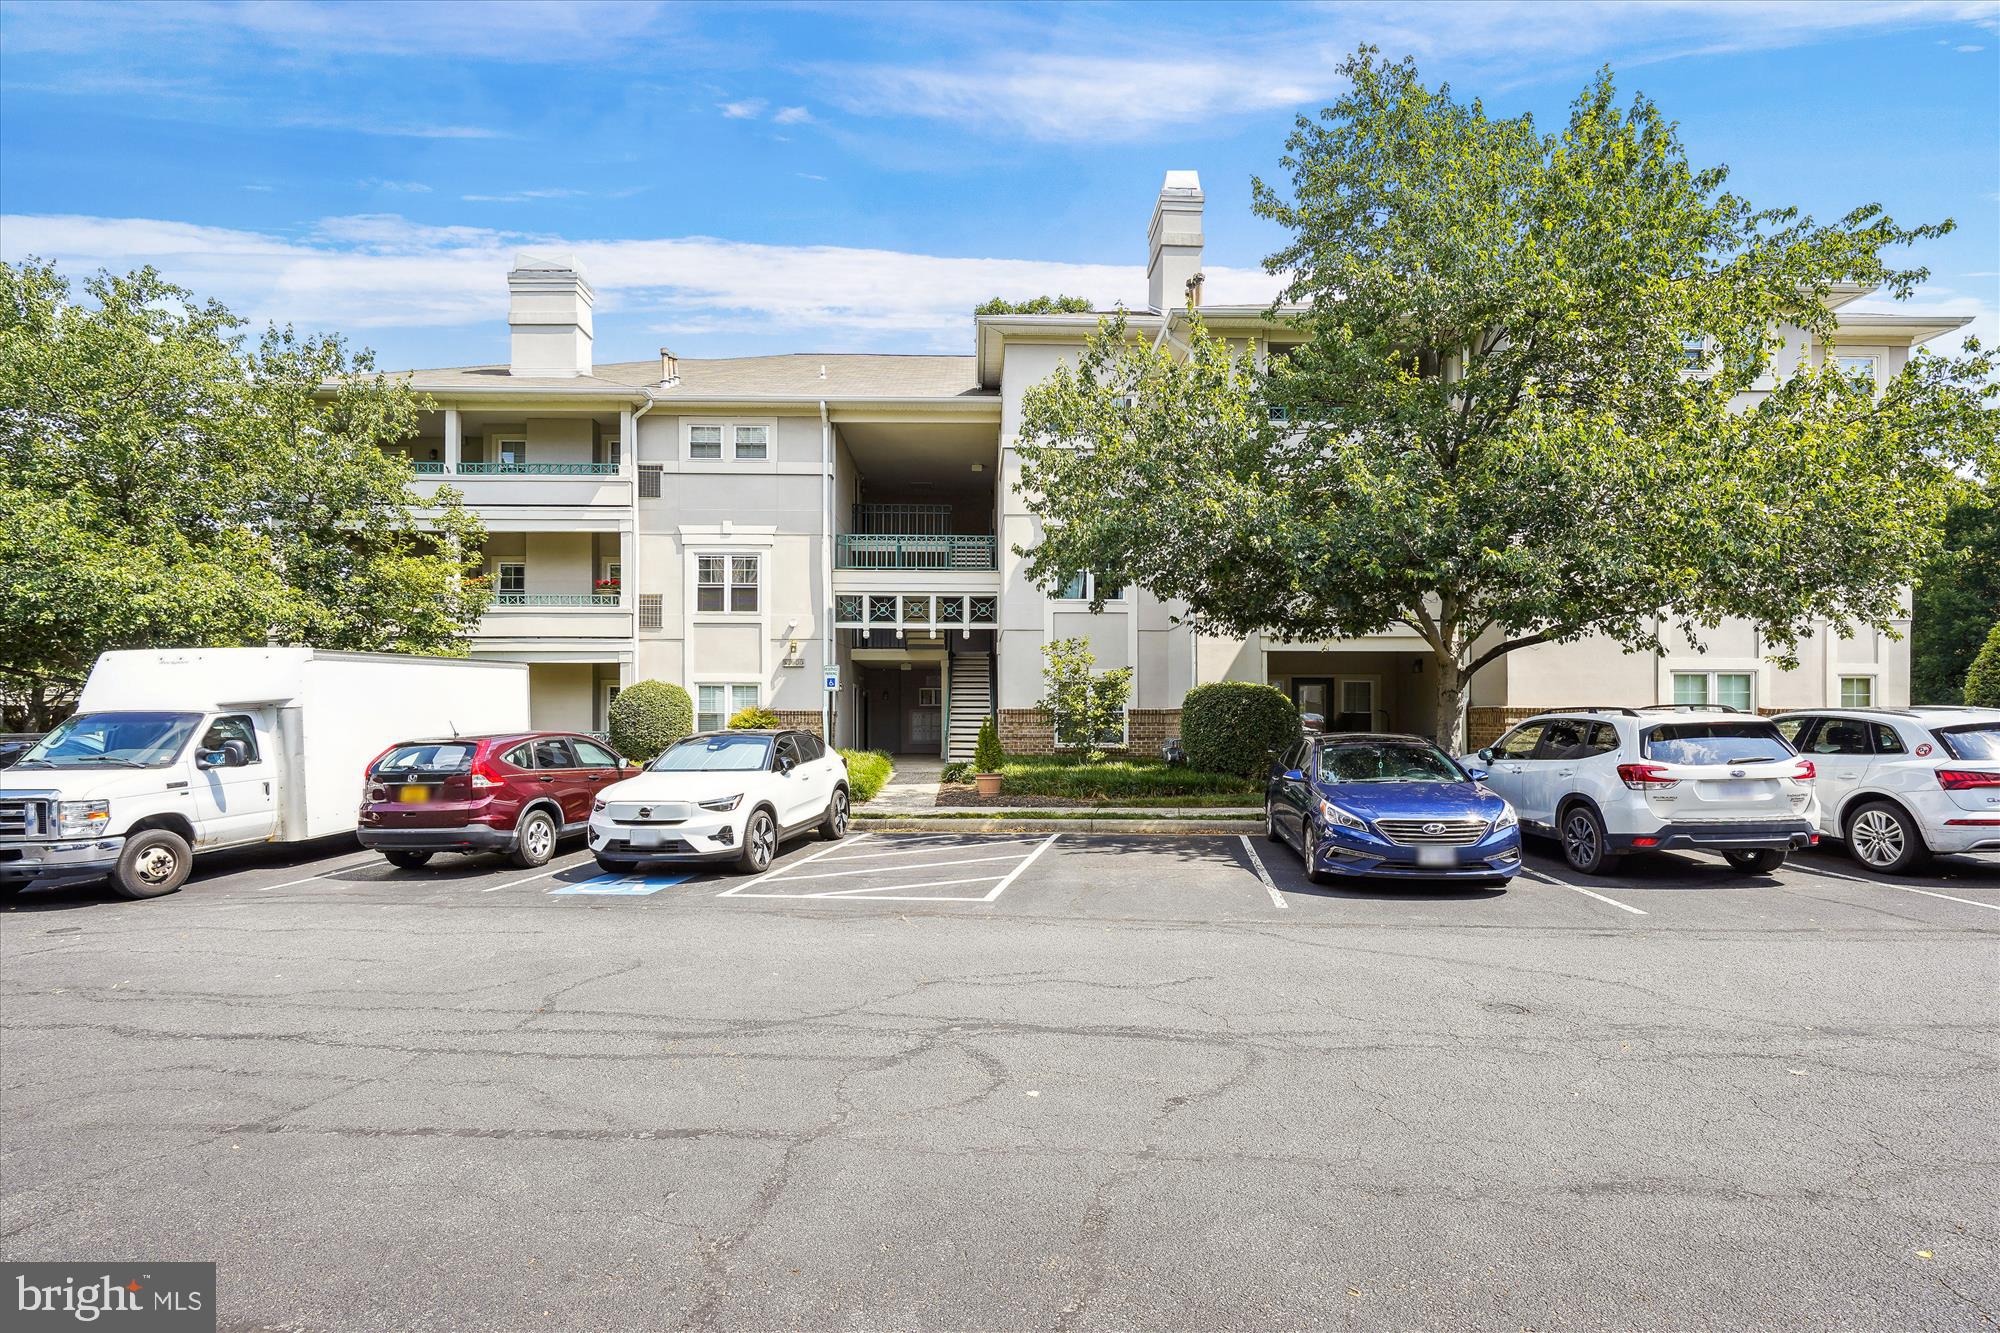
{"left": 1416, "top": 846, "right": 1456, "bottom": 869}
{"left": 1706, "top": 780, "right": 1763, "bottom": 800}
{"left": 397, "top": 786, "right": 431, "bottom": 804}
{"left": 627, "top": 827, "right": 669, "bottom": 849}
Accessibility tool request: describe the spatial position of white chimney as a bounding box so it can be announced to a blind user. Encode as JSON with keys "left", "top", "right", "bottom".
{"left": 1147, "top": 170, "right": 1204, "bottom": 313}
{"left": 507, "top": 251, "right": 593, "bottom": 378}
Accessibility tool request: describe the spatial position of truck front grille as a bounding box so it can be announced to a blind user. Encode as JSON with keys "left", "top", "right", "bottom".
{"left": 1374, "top": 817, "right": 1490, "bottom": 846}
{"left": 0, "top": 799, "right": 50, "bottom": 838}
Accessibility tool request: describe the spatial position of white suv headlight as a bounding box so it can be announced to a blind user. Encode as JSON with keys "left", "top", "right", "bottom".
{"left": 1493, "top": 806, "right": 1519, "bottom": 831}
{"left": 698, "top": 794, "right": 744, "bottom": 812}
{"left": 1316, "top": 798, "right": 1368, "bottom": 832}
{"left": 58, "top": 800, "right": 111, "bottom": 836}
{"left": 591, "top": 799, "right": 606, "bottom": 814}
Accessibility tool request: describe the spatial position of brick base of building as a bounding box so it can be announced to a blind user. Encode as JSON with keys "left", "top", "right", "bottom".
{"left": 999, "top": 708, "right": 1182, "bottom": 757}
{"left": 772, "top": 710, "right": 824, "bottom": 738}
{"left": 1465, "top": 706, "right": 1539, "bottom": 749}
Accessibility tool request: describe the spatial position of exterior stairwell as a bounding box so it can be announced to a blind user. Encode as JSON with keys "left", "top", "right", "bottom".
{"left": 946, "top": 655, "right": 993, "bottom": 763}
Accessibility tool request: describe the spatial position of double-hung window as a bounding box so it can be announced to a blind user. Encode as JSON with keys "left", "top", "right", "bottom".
{"left": 495, "top": 562, "right": 526, "bottom": 600}
{"left": 697, "top": 555, "right": 759, "bottom": 613}
{"left": 495, "top": 438, "right": 527, "bottom": 468}
{"left": 1839, "top": 675, "right": 1874, "bottom": 708}
{"left": 1835, "top": 355, "right": 1878, "bottom": 387}
{"left": 697, "top": 683, "right": 760, "bottom": 733}
{"left": 688, "top": 425, "right": 724, "bottom": 460}
{"left": 732, "top": 425, "right": 768, "bottom": 460}
{"left": 1679, "top": 335, "right": 1707, "bottom": 371}
{"left": 1672, "top": 671, "right": 1753, "bottom": 711}
{"left": 1055, "top": 570, "right": 1125, "bottom": 602}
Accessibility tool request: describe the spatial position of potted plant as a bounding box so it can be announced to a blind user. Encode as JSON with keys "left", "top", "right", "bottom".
{"left": 972, "top": 718, "right": 1005, "bottom": 797}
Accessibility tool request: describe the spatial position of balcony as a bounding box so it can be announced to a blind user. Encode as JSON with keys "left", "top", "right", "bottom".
{"left": 414, "top": 461, "right": 620, "bottom": 477}
{"left": 834, "top": 533, "right": 997, "bottom": 571}
{"left": 491, "top": 592, "right": 622, "bottom": 608}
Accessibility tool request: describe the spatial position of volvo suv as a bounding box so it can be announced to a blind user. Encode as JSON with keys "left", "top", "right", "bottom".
{"left": 1462, "top": 707, "right": 1819, "bottom": 875}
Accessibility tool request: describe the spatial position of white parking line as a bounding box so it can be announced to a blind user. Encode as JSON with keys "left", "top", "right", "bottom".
{"left": 981, "top": 834, "right": 1059, "bottom": 901}
{"left": 815, "top": 840, "right": 1044, "bottom": 862}
{"left": 1236, "top": 835, "right": 1288, "bottom": 910}
{"left": 1516, "top": 866, "right": 1647, "bottom": 916}
{"left": 715, "top": 833, "right": 870, "bottom": 897}
{"left": 721, "top": 833, "right": 1059, "bottom": 903}
{"left": 814, "top": 874, "right": 1006, "bottom": 898}
{"left": 749, "top": 852, "right": 1031, "bottom": 884}
{"left": 480, "top": 855, "right": 591, "bottom": 893}
{"left": 1786, "top": 858, "right": 2000, "bottom": 913}
{"left": 251, "top": 852, "right": 384, "bottom": 891}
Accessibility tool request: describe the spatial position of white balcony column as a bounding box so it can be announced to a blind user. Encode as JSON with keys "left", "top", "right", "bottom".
{"left": 444, "top": 409, "right": 462, "bottom": 473}
{"left": 619, "top": 408, "right": 635, "bottom": 478}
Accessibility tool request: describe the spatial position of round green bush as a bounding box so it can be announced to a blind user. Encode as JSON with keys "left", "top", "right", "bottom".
{"left": 726, "top": 705, "right": 781, "bottom": 729}
{"left": 1965, "top": 620, "right": 2000, "bottom": 707}
{"left": 1179, "top": 682, "right": 1300, "bottom": 777}
{"left": 607, "top": 679, "right": 694, "bottom": 762}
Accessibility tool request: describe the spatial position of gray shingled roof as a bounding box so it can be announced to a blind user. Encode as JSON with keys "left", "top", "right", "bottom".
{"left": 397, "top": 353, "right": 988, "bottom": 400}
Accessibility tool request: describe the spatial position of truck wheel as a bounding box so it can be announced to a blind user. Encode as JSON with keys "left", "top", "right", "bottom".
{"left": 1559, "top": 806, "right": 1621, "bottom": 876}
{"left": 112, "top": 829, "right": 193, "bottom": 900}
{"left": 818, "top": 787, "right": 850, "bottom": 841}
{"left": 736, "top": 808, "right": 777, "bottom": 874}
{"left": 1724, "top": 849, "right": 1785, "bottom": 874}
{"left": 384, "top": 850, "right": 434, "bottom": 871}
{"left": 510, "top": 810, "right": 558, "bottom": 869}
{"left": 1845, "top": 801, "right": 1930, "bottom": 875}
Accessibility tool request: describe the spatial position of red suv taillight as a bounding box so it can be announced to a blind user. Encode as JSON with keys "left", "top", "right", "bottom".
{"left": 1937, "top": 768, "right": 2000, "bottom": 791}
{"left": 363, "top": 744, "right": 397, "bottom": 786}
{"left": 471, "top": 750, "right": 504, "bottom": 790}
{"left": 1618, "top": 763, "right": 1680, "bottom": 790}
{"left": 1790, "top": 759, "right": 1816, "bottom": 781}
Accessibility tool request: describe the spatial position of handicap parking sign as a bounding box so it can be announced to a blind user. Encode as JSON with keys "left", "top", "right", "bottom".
{"left": 550, "top": 873, "right": 690, "bottom": 896}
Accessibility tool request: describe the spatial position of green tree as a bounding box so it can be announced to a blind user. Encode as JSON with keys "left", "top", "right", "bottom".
{"left": 1036, "top": 637, "right": 1132, "bottom": 763}
{"left": 1911, "top": 483, "right": 2000, "bottom": 703}
{"left": 0, "top": 260, "right": 489, "bottom": 726}
{"left": 1965, "top": 621, "right": 2000, "bottom": 708}
{"left": 972, "top": 717, "right": 1005, "bottom": 774}
{"left": 1015, "top": 53, "right": 1997, "bottom": 750}
{"left": 975, "top": 295, "right": 1094, "bottom": 316}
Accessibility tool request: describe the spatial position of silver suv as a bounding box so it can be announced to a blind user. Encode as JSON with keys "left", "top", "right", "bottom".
{"left": 1462, "top": 707, "right": 1820, "bottom": 875}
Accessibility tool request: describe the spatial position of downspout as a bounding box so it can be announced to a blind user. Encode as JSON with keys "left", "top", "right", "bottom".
{"left": 625, "top": 395, "right": 653, "bottom": 710}
{"left": 820, "top": 399, "right": 833, "bottom": 745}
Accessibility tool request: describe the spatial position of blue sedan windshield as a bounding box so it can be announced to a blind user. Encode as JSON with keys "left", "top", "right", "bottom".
{"left": 1318, "top": 742, "right": 1465, "bottom": 784}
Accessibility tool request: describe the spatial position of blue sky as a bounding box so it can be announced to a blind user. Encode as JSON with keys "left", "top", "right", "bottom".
{"left": 2, "top": 0, "right": 1995, "bottom": 370}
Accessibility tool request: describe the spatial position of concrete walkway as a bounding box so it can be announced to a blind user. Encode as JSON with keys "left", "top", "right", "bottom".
{"left": 862, "top": 755, "right": 950, "bottom": 814}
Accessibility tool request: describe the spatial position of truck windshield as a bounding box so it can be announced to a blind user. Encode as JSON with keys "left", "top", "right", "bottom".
{"left": 650, "top": 735, "right": 774, "bottom": 772}
{"left": 15, "top": 712, "right": 203, "bottom": 769}
{"left": 1642, "top": 722, "right": 1792, "bottom": 765}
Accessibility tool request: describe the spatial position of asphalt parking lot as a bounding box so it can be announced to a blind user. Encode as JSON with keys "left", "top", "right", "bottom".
{"left": 3, "top": 831, "right": 1996, "bottom": 1330}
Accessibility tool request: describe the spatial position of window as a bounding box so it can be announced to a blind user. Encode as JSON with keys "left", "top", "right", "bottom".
{"left": 532, "top": 738, "right": 576, "bottom": 769}
{"left": 697, "top": 555, "right": 758, "bottom": 613}
{"left": 1492, "top": 723, "right": 1545, "bottom": 760}
{"left": 697, "top": 556, "right": 724, "bottom": 611}
{"left": 775, "top": 734, "right": 802, "bottom": 768}
{"left": 501, "top": 743, "right": 535, "bottom": 768}
{"left": 652, "top": 733, "right": 772, "bottom": 771}
{"left": 1835, "top": 355, "right": 1878, "bottom": 386}
{"left": 798, "top": 734, "right": 825, "bottom": 761}
{"left": 495, "top": 437, "right": 526, "bottom": 466}
{"left": 1643, "top": 721, "right": 1791, "bottom": 765}
{"left": 200, "top": 715, "right": 260, "bottom": 763}
{"left": 604, "top": 437, "right": 621, "bottom": 469}
{"left": 1802, "top": 718, "right": 1870, "bottom": 756}
{"left": 602, "top": 561, "right": 622, "bottom": 585}
{"left": 1840, "top": 676, "right": 1874, "bottom": 707}
{"left": 688, "top": 425, "right": 723, "bottom": 460}
{"left": 732, "top": 425, "right": 768, "bottom": 460}
{"left": 1680, "top": 334, "right": 1707, "bottom": 370}
{"left": 1672, "top": 671, "right": 1752, "bottom": 711}
{"left": 697, "top": 683, "right": 760, "bottom": 733}
{"left": 1053, "top": 570, "right": 1124, "bottom": 602}
{"left": 1872, "top": 724, "right": 1906, "bottom": 755}
{"left": 1537, "top": 719, "right": 1588, "bottom": 758}
{"left": 639, "top": 464, "right": 663, "bottom": 499}
{"left": 638, "top": 594, "right": 664, "bottom": 632}
{"left": 729, "top": 556, "right": 759, "bottom": 612}
{"left": 496, "top": 562, "right": 525, "bottom": 596}
{"left": 572, "top": 737, "right": 620, "bottom": 769}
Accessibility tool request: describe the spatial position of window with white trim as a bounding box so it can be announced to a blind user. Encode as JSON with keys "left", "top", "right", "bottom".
{"left": 688, "top": 425, "right": 723, "bottom": 460}
{"left": 697, "top": 683, "right": 760, "bottom": 733}
{"left": 1672, "top": 670, "right": 1752, "bottom": 711}
{"left": 495, "top": 437, "right": 526, "bottom": 466}
{"left": 732, "top": 425, "right": 768, "bottom": 460}
{"left": 1839, "top": 675, "right": 1874, "bottom": 708}
{"left": 1053, "top": 570, "right": 1125, "bottom": 602}
{"left": 1679, "top": 334, "right": 1707, "bottom": 371}
{"left": 604, "top": 436, "right": 621, "bottom": 469}
{"left": 696, "top": 554, "right": 759, "bottom": 613}
{"left": 495, "top": 562, "right": 525, "bottom": 595}
{"left": 1835, "top": 355, "right": 1878, "bottom": 386}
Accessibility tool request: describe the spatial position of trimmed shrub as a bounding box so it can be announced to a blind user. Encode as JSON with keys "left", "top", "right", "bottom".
{"left": 973, "top": 717, "right": 1005, "bottom": 774}
{"left": 839, "top": 749, "right": 894, "bottom": 803}
{"left": 1180, "top": 682, "right": 1300, "bottom": 777}
{"left": 1965, "top": 621, "right": 2000, "bottom": 707}
{"left": 607, "top": 679, "right": 693, "bottom": 763}
{"left": 940, "top": 761, "right": 973, "bottom": 784}
{"left": 726, "top": 705, "right": 781, "bottom": 729}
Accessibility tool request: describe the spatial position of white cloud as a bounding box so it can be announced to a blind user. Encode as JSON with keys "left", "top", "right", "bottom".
{"left": 281, "top": 112, "right": 503, "bottom": 140}
{"left": 0, "top": 211, "right": 1285, "bottom": 351}
{"left": 796, "top": 173, "right": 828, "bottom": 182}
{"left": 460, "top": 188, "right": 587, "bottom": 204}
{"left": 361, "top": 179, "right": 433, "bottom": 194}
{"left": 717, "top": 98, "right": 768, "bottom": 120}
{"left": 772, "top": 106, "right": 814, "bottom": 125}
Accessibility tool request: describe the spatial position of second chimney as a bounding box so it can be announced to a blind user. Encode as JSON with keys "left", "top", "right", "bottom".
{"left": 507, "top": 252, "right": 594, "bottom": 378}
{"left": 1147, "top": 170, "right": 1204, "bottom": 313}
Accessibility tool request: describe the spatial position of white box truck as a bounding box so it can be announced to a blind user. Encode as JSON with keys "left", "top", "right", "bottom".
{"left": 0, "top": 648, "right": 530, "bottom": 899}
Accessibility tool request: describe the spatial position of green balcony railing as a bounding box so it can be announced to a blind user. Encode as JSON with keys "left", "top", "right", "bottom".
{"left": 409, "top": 460, "right": 448, "bottom": 475}
{"left": 457, "top": 461, "right": 621, "bottom": 476}
{"left": 835, "top": 533, "right": 997, "bottom": 570}
{"left": 489, "top": 593, "right": 624, "bottom": 608}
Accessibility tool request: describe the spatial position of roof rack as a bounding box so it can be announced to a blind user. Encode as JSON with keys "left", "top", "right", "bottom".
{"left": 1635, "top": 704, "right": 1745, "bottom": 714}
{"left": 1534, "top": 706, "right": 1639, "bottom": 716}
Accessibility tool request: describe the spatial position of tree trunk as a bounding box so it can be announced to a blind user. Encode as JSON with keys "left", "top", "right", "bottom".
{"left": 1430, "top": 655, "right": 1469, "bottom": 754}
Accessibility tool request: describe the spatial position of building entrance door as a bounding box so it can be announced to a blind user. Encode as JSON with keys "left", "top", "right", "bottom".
{"left": 1291, "top": 678, "right": 1333, "bottom": 729}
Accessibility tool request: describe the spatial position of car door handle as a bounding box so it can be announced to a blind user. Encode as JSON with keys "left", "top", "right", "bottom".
{"left": 537, "top": 776, "right": 555, "bottom": 783}
{"left": 1556, "top": 769, "right": 1574, "bottom": 777}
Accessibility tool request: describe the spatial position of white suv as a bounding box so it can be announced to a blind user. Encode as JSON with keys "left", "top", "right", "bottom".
{"left": 1462, "top": 707, "right": 1819, "bottom": 875}
{"left": 1772, "top": 706, "right": 2000, "bottom": 873}
{"left": 588, "top": 729, "right": 849, "bottom": 874}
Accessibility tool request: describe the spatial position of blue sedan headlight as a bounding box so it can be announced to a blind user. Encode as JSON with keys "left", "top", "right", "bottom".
{"left": 1316, "top": 797, "right": 1368, "bottom": 832}
{"left": 1493, "top": 805, "right": 1519, "bottom": 831}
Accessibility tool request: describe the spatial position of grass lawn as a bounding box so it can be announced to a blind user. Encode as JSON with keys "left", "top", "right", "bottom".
{"left": 988, "top": 754, "right": 1260, "bottom": 800}
{"left": 838, "top": 749, "right": 894, "bottom": 803}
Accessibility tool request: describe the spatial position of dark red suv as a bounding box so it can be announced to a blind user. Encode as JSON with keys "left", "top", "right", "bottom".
{"left": 357, "top": 732, "right": 630, "bottom": 870}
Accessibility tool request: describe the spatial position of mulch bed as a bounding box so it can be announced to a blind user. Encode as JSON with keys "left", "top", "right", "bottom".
{"left": 932, "top": 784, "right": 1096, "bottom": 808}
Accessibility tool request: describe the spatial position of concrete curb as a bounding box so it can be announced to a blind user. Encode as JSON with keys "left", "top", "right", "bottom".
{"left": 852, "top": 816, "right": 1259, "bottom": 835}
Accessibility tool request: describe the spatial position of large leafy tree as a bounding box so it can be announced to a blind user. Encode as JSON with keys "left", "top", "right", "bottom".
{"left": 1911, "top": 482, "right": 2000, "bottom": 704}
{"left": 0, "top": 260, "right": 489, "bottom": 728}
{"left": 1015, "top": 52, "right": 1997, "bottom": 749}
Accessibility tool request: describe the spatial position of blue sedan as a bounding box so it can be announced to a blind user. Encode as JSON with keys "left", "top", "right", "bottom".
{"left": 1265, "top": 733, "right": 1522, "bottom": 885}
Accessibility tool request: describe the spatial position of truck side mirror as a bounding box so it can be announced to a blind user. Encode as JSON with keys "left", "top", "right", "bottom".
{"left": 196, "top": 749, "right": 227, "bottom": 769}
{"left": 223, "top": 739, "right": 250, "bottom": 767}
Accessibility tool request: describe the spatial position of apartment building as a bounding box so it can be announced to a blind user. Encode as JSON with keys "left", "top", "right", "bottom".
{"left": 379, "top": 173, "right": 1968, "bottom": 756}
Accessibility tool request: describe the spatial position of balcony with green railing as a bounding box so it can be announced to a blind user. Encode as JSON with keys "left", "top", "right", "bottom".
{"left": 399, "top": 459, "right": 619, "bottom": 477}
{"left": 834, "top": 533, "right": 997, "bottom": 570}
{"left": 489, "top": 592, "right": 623, "bottom": 608}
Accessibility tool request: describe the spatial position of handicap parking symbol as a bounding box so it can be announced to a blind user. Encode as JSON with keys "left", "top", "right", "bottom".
{"left": 550, "top": 873, "right": 692, "bottom": 896}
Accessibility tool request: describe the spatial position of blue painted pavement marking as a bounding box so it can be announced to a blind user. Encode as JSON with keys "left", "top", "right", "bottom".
{"left": 550, "top": 873, "right": 693, "bottom": 896}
